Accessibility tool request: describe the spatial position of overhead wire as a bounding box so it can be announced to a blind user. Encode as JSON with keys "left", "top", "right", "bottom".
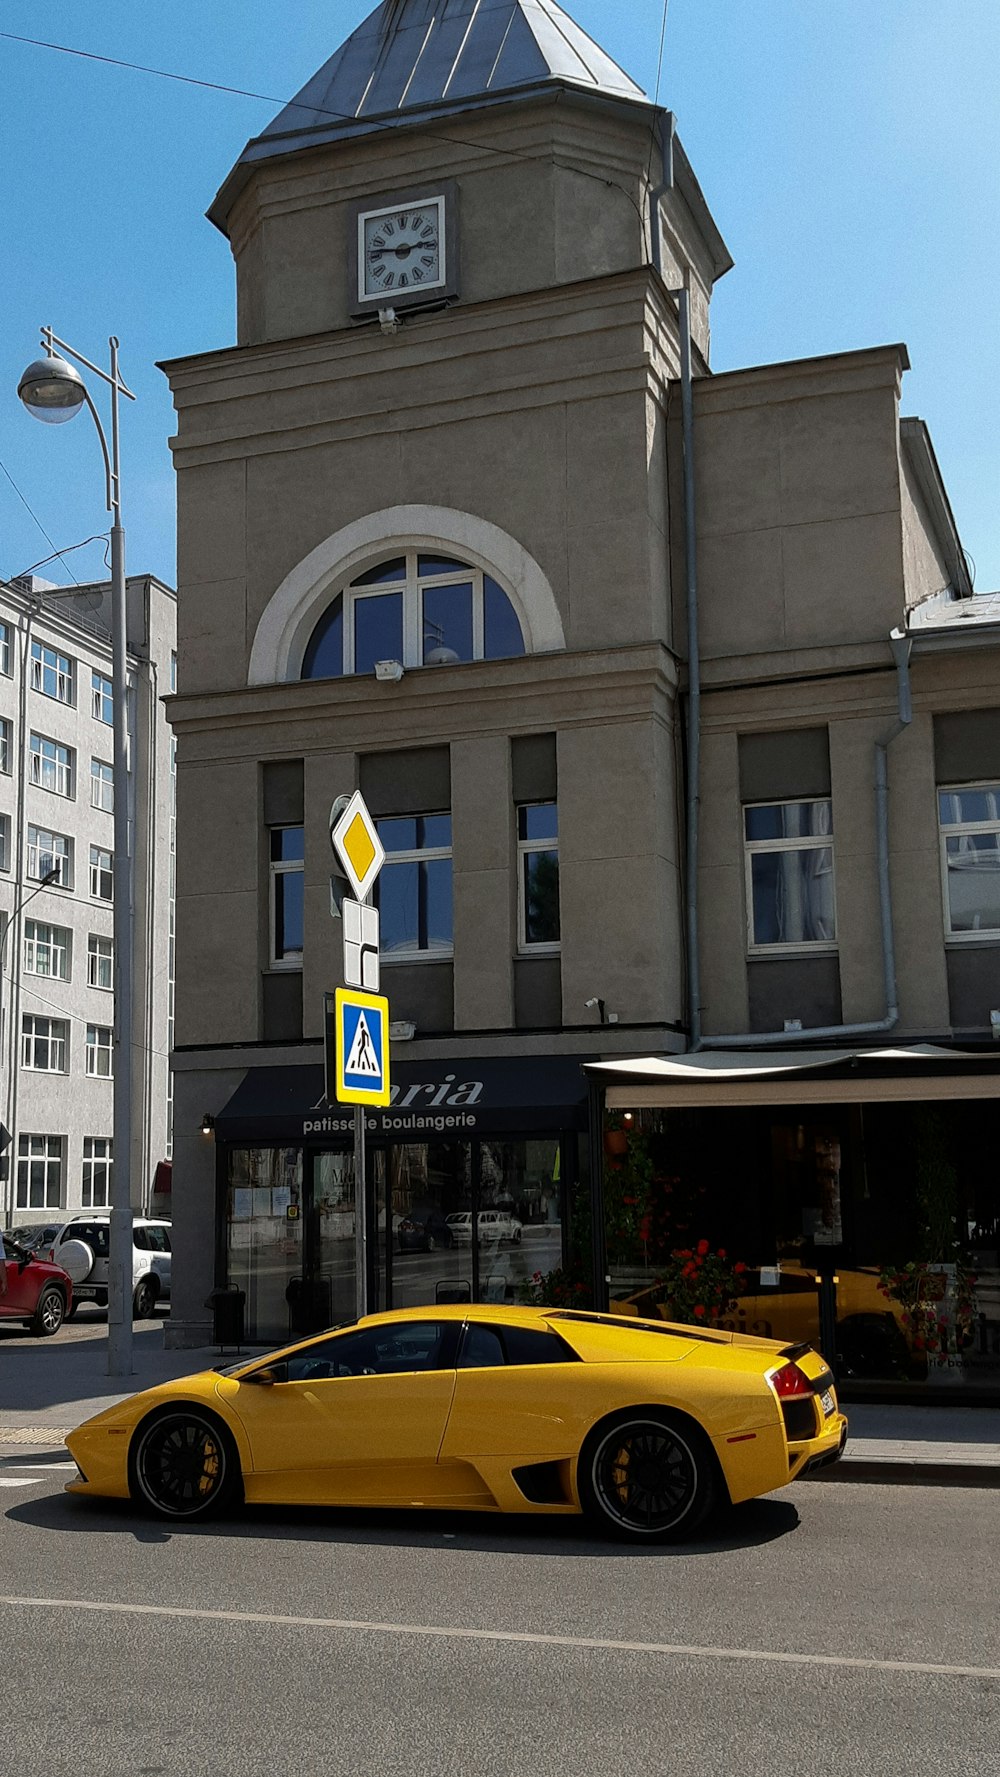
{"left": 0, "top": 457, "right": 82, "bottom": 586}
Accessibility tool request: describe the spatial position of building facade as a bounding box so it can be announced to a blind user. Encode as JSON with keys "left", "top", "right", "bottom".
{"left": 0, "top": 571, "right": 176, "bottom": 1227}
{"left": 163, "top": 0, "right": 998, "bottom": 1394}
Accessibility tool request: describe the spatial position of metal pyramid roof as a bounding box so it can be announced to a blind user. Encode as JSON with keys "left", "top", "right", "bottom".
{"left": 266, "top": 0, "right": 647, "bottom": 137}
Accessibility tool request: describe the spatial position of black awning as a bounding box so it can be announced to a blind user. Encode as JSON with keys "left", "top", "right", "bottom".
{"left": 215, "top": 1055, "right": 590, "bottom": 1144}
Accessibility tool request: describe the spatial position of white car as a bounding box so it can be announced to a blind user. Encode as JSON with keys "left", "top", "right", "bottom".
{"left": 45, "top": 1216, "right": 172, "bottom": 1320}
{"left": 444, "top": 1210, "right": 523, "bottom": 1247}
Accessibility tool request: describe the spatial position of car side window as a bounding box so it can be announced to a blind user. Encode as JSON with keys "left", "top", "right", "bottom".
{"left": 145, "top": 1227, "right": 170, "bottom": 1253}
{"left": 66, "top": 1222, "right": 110, "bottom": 1259}
{"left": 458, "top": 1322, "right": 578, "bottom": 1368}
{"left": 284, "top": 1321, "right": 449, "bottom": 1383}
{"left": 132, "top": 1227, "right": 149, "bottom": 1251}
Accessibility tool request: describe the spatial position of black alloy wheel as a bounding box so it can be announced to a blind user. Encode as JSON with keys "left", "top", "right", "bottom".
{"left": 133, "top": 1278, "right": 157, "bottom": 1320}
{"left": 130, "top": 1411, "right": 237, "bottom": 1521}
{"left": 30, "top": 1286, "right": 66, "bottom": 1337}
{"left": 580, "top": 1413, "right": 716, "bottom": 1541}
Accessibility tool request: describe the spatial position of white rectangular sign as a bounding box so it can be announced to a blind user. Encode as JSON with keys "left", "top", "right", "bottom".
{"left": 343, "top": 897, "right": 380, "bottom": 993}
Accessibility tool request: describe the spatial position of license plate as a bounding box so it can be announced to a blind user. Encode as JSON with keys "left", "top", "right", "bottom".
{"left": 74, "top": 1287, "right": 97, "bottom": 1299}
{"left": 820, "top": 1389, "right": 835, "bottom": 1416}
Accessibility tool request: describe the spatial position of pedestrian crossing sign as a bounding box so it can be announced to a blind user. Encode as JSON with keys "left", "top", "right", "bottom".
{"left": 334, "top": 987, "right": 391, "bottom": 1106}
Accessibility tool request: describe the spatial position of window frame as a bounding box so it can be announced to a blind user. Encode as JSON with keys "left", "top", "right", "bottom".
{"left": 938, "top": 780, "right": 1000, "bottom": 943}
{"left": 27, "top": 825, "right": 72, "bottom": 889}
{"left": 743, "top": 797, "right": 838, "bottom": 956}
{"left": 375, "top": 813, "right": 454, "bottom": 963}
{"left": 30, "top": 639, "right": 75, "bottom": 705}
{"left": 89, "top": 844, "right": 113, "bottom": 902}
{"left": 29, "top": 731, "right": 75, "bottom": 799}
{"left": 0, "top": 812, "right": 9, "bottom": 873}
{"left": 21, "top": 1014, "right": 68, "bottom": 1074}
{"left": 0, "top": 619, "right": 11, "bottom": 677}
{"left": 16, "top": 1134, "right": 63, "bottom": 1211}
{"left": 0, "top": 715, "right": 10, "bottom": 775}
{"left": 304, "top": 551, "right": 526, "bottom": 679}
{"left": 516, "top": 801, "right": 560, "bottom": 954}
{"left": 23, "top": 919, "right": 71, "bottom": 982}
{"left": 90, "top": 756, "right": 114, "bottom": 812}
{"left": 85, "top": 1023, "right": 114, "bottom": 1079}
{"left": 269, "top": 826, "right": 305, "bottom": 971}
{"left": 82, "top": 1136, "right": 113, "bottom": 1208}
{"left": 91, "top": 670, "right": 113, "bottom": 725}
{"left": 87, "top": 933, "right": 114, "bottom": 990}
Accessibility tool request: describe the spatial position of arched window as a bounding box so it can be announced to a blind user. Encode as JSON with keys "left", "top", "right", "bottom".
{"left": 300, "top": 551, "right": 526, "bottom": 679}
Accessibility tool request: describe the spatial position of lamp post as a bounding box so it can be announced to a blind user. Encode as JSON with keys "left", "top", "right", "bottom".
{"left": 18, "top": 328, "right": 136, "bottom": 1377}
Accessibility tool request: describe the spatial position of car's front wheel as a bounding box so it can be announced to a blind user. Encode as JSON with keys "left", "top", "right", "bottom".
{"left": 30, "top": 1286, "right": 66, "bottom": 1337}
{"left": 129, "top": 1409, "right": 240, "bottom": 1521}
{"left": 578, "top": 1411, "right": 718, "bottom": 1541}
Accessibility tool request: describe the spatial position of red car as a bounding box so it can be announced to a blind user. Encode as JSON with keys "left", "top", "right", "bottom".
{"left": 1, "top": 1233, "right": 73, "bottom": 1335}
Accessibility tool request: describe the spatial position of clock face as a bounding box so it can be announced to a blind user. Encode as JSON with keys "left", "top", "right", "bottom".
{"left": 360, "top": 199, "right": 445, "bottom": 303}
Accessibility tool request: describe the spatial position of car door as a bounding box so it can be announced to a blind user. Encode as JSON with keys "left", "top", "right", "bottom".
{"left": 144, "top": 1226, "right": 171, "bottom": 1298}
{"left": 1, "top": 1239, "right": 37, "bottom": 1318}
{"left": 227, "top": 1319, "right": 460, "bottom": 1507}
{"left": 439, "top": 1320, "right": 590, "bottom": 1466}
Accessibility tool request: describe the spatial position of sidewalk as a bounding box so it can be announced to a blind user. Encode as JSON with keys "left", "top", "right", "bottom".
{"left": 2, "top": 1323, "right": 998, "bottom": 1482}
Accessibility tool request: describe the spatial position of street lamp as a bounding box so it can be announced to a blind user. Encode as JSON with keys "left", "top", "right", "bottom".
{"left": 18, "top": 326, "right": 137, "bottom": 1378}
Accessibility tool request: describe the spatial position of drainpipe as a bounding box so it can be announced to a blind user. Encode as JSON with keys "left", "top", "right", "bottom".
{"left": 648, "top": 114, "right": 675, "bottom": 277}
{"left": 699, "top": 628, "right": 912, "bottom": 1048}
{"left": 675, "top": 284, "right": 703, "bottom": 1048}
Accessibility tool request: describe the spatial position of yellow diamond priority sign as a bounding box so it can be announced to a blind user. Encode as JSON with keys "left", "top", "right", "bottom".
{"left": 330, "top": 789, "right": 385, "bottom": 903}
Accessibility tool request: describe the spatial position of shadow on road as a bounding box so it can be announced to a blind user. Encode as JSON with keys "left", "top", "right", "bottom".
{"left": 5, "top": 1490, "right": 800, "bottom": 1557}
{"left": 0, "top": 1318, "right": 204, "bottom": 1417}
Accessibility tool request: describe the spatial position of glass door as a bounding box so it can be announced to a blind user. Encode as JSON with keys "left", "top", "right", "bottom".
{"left": 226, "top": 1147, "right": 303, "bottom": 1343}
{"left": 380, "top": 1141, "right": 473, "bottom": 1309}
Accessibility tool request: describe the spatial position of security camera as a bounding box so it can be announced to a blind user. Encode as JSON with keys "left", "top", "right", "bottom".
{"left": 374, "top": 659, "right": 405, "bottom": 683}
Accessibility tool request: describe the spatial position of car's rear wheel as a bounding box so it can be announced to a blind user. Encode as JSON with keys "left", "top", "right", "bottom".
{"left": 578, "top": 1411, "right": 718, "bottom": 1541}
{"left": 30, "top": 1286, "right": 66, "bottom": 1338}
{"left": 133, "top": 1278, "right": 158, "bottom": 1320}
{"left": 129, "top": 1409, "right": 239, "bottom": 1521}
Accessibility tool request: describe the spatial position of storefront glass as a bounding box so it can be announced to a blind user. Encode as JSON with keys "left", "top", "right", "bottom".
{"left": 227, "top": 1147, "right": 303, "bottom": 1344}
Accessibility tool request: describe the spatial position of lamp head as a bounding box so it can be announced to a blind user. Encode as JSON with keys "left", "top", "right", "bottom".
{"left": 18, "top": 354, "right": 86, "bottom": 425}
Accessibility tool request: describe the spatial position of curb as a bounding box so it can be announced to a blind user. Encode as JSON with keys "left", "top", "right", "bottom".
{"left": 806, "top": 1458, "right": 1000, "bottom": 1488}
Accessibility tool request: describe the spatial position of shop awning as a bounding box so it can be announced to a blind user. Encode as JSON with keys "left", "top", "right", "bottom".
{"left": 585, "top": 1044, "right": 1000, "bottom": 1109}
{"left": 215, "top": 1055, "right": 591, "bottom": 1144}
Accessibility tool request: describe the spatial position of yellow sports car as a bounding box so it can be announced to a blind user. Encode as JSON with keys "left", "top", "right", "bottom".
{"left": 65, "top": 1305, "right": 847, "bottom": 1540}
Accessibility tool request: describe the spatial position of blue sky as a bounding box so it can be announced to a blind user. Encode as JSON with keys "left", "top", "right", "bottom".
{"left": 2, "top": 1, "right": 998, "bottom": 592}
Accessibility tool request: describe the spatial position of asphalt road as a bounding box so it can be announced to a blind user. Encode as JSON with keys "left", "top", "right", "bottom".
{"left": 1, "top": 1467, "right": 997, "bottom": 1776}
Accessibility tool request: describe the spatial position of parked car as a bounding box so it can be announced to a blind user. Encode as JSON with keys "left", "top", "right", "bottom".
{"left": 65, "top": 1304, "right": 848, "bottom": 1532}
{"left": 8, "top": 1223, "right": 63, "bottom": 1255}
{"left": 1, "top": 1235, "right": 73, "bottom": 1336}
{"left": 45, "top": 1216, "right": 171, "bottom": 1320}
{"left": 445, "top": 1211, "right": 523, "bottom": 1247}
{"left": 397, "top": 1209, "right": 455, "bottom": 1253}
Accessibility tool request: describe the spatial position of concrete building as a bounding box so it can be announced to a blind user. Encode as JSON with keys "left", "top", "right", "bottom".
{"left": 0, "top": 571, "right": 176, "bottom": 1227}
{"left": 162, "top": 0, "right": 998, "bottom": 1393}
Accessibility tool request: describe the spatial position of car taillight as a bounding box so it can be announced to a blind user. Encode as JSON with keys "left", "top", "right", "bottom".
{"left": 770, "top": 1361, "right": 813, "bottom": 1399}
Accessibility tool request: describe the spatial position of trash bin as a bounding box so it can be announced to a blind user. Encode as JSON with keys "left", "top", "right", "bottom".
{"left": 205, "top": 1285, "right": 246, "bottom": 1349}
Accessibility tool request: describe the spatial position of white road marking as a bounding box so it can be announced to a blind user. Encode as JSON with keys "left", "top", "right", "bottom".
{"left": 0, "top": 1478, "right": 46, "bottom": 1488}
{"left": 1, "top": 1594, "right": 998, "bottom": 1683}
{"left": 0, "top": 1462, "right": 75, "bottom": 1472}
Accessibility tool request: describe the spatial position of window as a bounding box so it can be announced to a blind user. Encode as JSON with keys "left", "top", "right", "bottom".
{"left": 29, "top": 732, "right": 75, "bottom": 798}
{"left": 90, "top": 845, "right": 113, "bottom": 901}
{"left": 92, "top": 670, "right": 113, "bottom": 724}
{"left": 88, "top": 934, "right": 113, "bottom": 990}
{"left": 375, "top": 815, "right": 453, "bottom": 959}
{"left": 86, "top": 1023, "right": 113, "bottom": 1078}
{"left": 301, "top": 552, "right": 526, "bottom": 679}
{"left": 279, "top": 1321, "right": 448, "bottom": 1382}
{"left": 24, "top": 920, "right": 71, "bottom": 981}
{"left": 90, "top": 757, "right": 114, "bottom": 812}
{"left": 170, "top": 651, "right": 177, "bottom": 694}
{"left": 0, "top": 813, "right": 9, "bottom": 873}
{"left": 0, "top": 716, "right": 10, "bottom": 774}
{"left": 27, "top": 826, "right": 72, "bottom": 888}
{"left": 0, "top": 619, "right": 10, "bottom": 676}
{"left": 457, "top": 1323, "right": 577, "bottom": 1367}
{"left": 744, "top": 800, "right": 836, "bottom": 951}
{"left": 16, "top": 1134, "right": 63, "bottom": 1210}
{"left": 82, "top": 1137, "right": 113, "bottom": 1208}
{"left": 939, "top": 783, "right": 1000, "bottom": 938}
{"left": 30, "top": 639, "right": 74, "bottom": 704}
{"left": 269, "top": 826, "right": 304, "bottom": 968}
{"left": 21, "top": 1015, "right": 67, "bottom": 1073}
{"left": 518, "top": 802, "right": 560, "bottom": 950}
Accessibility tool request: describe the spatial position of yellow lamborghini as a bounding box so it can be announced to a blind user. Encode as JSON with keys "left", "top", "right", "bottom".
{"left": 65, "top": 1305, "right": 847, "bottom": 1540}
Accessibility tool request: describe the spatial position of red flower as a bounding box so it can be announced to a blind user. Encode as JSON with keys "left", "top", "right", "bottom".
{"left": 913, "top": 1335, "right": 925, "bottom": 1350}
{"left": 717, "top": 1249, "right": 727, "bottom": 1260}
{"left": 696, "top": 1239, "right": 710, "bottom": 1257}
{"left": 734, "top": 1261, "right": 747, "bottom": 1275}
{"left": 575, "top": 1282, "right": 586, "bottom": 1294}
{"left": 693, "top": 1304, "right": 706, "bottom": 1318}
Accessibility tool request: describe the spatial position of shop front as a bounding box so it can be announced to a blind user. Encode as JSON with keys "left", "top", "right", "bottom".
{"left": 213, "top": 1056, "right": 589, "bottom": 1343}
{"left": 585, "top": 1046, "right": 1000, "bottom": 1400}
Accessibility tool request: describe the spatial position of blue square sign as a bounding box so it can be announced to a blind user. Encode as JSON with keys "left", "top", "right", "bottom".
{"left": 334, "top": 987, "right": 390, "bottom": 1106}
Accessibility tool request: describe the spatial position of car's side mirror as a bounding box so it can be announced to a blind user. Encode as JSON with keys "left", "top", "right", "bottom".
{"left": 244, "top": 1366, "right": 281, "bottom": 1387}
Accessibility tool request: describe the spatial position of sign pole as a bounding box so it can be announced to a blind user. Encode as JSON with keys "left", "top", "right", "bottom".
{"left": 354, "top": 1102, "right": 368, "bottom": 1320}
